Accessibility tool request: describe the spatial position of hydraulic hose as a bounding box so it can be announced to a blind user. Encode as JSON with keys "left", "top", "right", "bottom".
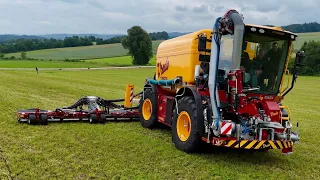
{"left": 146, "top": 78, "right": 181, "bottom": 86}
{"left": 61, "top": 92, "right": 143, "bottom": 110}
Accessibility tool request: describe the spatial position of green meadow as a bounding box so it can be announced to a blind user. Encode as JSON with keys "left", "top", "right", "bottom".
{"left": 0, "top": 69, "right": 318, "bottom": 179}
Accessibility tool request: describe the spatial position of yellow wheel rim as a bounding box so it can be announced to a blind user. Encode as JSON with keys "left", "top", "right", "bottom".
{"left": 177, "top": 111, "right": 191, "bottom": 142}
{"left": 142, "top": 99, "right": 152, "bottom": 120}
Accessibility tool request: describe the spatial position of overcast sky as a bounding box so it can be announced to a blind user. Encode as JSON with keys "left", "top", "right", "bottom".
{"left": 0, "top": 0, "right": 318, "bottom": 35}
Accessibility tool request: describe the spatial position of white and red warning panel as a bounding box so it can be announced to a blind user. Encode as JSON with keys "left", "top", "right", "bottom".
{"left": 124, "top": 84, "right": 134, "bottom": 108}
{"left": 221, "top": 122, "right": 232, "bottom": 135}
{"left": 130, "top": 87, "right": 134, "bottom": 104}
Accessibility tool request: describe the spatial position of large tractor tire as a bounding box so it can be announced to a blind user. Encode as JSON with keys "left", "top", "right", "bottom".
{"left": 172, "top": 96, "right": 202, "bottom": 153}
{"left": 139, "top": 88, "right": 158, "bottom": 129}
{"left": 39, "top": 114, "right": 48, "bottom": 125}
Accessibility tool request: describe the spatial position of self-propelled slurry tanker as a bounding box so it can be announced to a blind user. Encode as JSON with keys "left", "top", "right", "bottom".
{"left": 139, "top": 9, "right": 304, "bottom": 154}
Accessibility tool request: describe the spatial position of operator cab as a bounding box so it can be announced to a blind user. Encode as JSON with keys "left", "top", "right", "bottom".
{"left": 218, "top": 24, "right": 297, "bottom": 95}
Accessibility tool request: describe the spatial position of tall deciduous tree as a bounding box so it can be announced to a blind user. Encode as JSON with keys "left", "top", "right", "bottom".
{"left": 121, "top": 26, "right": 153, "bottom": 65}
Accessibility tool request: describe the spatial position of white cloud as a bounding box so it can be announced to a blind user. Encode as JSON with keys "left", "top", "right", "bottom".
{"left": 0, "top": 0, "right": 318, "bottom": 35}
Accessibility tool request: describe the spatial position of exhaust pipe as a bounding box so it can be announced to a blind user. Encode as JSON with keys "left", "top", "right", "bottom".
{"left": 228, "top": 11, "right": 245, "bottom": 69}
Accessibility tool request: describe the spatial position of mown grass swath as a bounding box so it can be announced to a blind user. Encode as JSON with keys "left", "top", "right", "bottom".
{"left": 0, "top": 69, "right": 318, "bottom": 179}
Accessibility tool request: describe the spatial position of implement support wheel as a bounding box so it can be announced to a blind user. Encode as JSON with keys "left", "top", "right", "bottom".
{"left": 139, "top": 88, "right": 158, "bottom": 129}
{"left": 89, "top": 114, "right": 98, "bottom": 124}
{"left": 172, "top": 96, "right": 202, "bottom": 153}
{"left": 40, "top": 114, "right": 48, "bottom": 125}
{"left": 28, "top": 114, "right": 37, "bottom": 125}
{"left": 100, "top": 113, "right": 106, "bottom": 124}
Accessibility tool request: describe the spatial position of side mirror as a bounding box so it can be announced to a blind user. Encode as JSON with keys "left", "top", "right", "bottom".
{"left": 295, "top": 51, "right": 306, "bottom": 67}
{"left": 198, "top": 34, "right": 207, "bottom": 52}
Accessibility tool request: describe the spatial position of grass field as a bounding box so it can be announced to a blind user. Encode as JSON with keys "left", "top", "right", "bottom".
{"left": 0, "top": 68, "right": 319, "bottom": 179}
{"left": 293, "top": 32, "right": 320, "bottom": 49}
{"left": 0, "top": 56, "right": 156, "bottom": 68}
{"left": 88, "top": 56, "right": 156, "bottom": 67}
{"left": 5, "top": 40, "right": 163, "bottom": 60}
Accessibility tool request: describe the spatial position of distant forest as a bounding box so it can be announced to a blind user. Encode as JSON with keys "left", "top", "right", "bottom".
{"left": 0, "top": 35, "right": 45, "bottom": 43}
{"left": 0, "top": 31, "right": 169, "bottom": 54}
{"left": 95, "top": 31, "right": 169, "bottom": 45}
{"left": 1, "top": 22, "right": 320, "bottom": 54}
{"left": 264, "top": 22, "right": 320, "bottom": 33}
{"left": 0, "top": 36, "right": 94, "bottom": 54}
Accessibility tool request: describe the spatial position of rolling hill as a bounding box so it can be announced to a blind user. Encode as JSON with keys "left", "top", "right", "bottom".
{"left": 39, "top": 32, "right": 190, "bottom": 39}
{"left": 38, "top": 34, "right": 123, "bottom": 40}
{"left": 5, "top": 41, "right": 163, "bottom": 60}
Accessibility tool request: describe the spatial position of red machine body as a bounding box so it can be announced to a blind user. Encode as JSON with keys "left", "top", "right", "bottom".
{"left": 17, "top": 96, "right": 140, "bottom": 125}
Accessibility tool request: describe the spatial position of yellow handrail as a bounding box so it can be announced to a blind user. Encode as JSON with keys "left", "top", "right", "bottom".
{"left": 280, "top": 70, "right": 291, "bottom": 94}
{"left": 279, "top": 43, "right": 293, "bottom": 95}
{"left": 279, "top": 105, "right": 292, "bottom": 129}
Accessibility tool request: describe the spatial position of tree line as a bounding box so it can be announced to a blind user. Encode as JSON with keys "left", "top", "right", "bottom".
{"left": 95, "top": 36, "right": 127, "bottom": 45}
{"left": 0, "top": 31, "right": 169, "bottom": 54}
{"left": 0, "top": 36, "right": 94, "bottom": 54}
{"left": 95, "top": 31, "right": 169, "bottom": 45}
{"left": 282, "top": 22, "right": 320, "bottom": 33}
{"left": 0, "top": 35, "right": 45, "bottom": 43}
{"left": 265, "top": 22, "right": 320, "bottom": 33}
